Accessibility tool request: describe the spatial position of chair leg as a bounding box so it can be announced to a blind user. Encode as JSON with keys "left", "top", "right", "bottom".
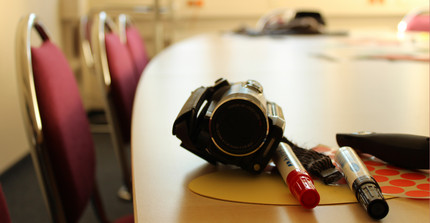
{"left": 103, "top": 102, "right": 133, "bottom": 201}
{"left": 114, "top": 142, "right": 132, "bottom": 201}
{"left": 117, "top": 185, "right": 132, "bottom": 201}
{"left": 117, "top": 158, "right": 132, "bottom": 201}
{"left": 91, "top": 184, "right": 110, "bottom": 223}
{"left": 118, "top": 151, "right": 132, "bottom": 201}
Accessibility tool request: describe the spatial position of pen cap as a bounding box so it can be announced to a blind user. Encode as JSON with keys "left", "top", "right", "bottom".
{"left": 353, "top": 176, "right": 389, "bottom": 220}
{"left": 335, "top": 147, "right": 389, "bottom": 219}
{"left": 287, "top": 169, "right": 320, "bottom": 209}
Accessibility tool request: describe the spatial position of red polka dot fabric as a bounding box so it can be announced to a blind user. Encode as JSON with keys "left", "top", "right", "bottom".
{"left": 312, "top": 145, "right": 430, "bottom": 199}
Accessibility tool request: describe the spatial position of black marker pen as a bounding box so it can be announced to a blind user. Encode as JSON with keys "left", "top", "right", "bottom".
{"left": 335, "top": 146, "right": 389, "bottom": 220}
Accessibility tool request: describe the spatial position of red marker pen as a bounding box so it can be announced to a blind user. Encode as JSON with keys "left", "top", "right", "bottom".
{"left": 272, "top": 142, "right": 320, "bottom": 209}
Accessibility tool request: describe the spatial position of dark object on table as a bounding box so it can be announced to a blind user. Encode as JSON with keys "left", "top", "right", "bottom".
{"left": 257, "top": 9, "right": 326, "bottom": 35}
{"left": 282, "top": 137, "right": 343, "bottom": 184}
{"left": 336, "top": 132, "right": 429, "bottom": 169}
{"left": 173, "top": 78, "right": 285, "bottom": 174}
{"left": 234, "top": 9, "right": 327, "bottom": 36}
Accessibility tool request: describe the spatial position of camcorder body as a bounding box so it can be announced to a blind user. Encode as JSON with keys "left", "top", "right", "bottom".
{"left": 173, "top": 78, "right": 285, "bottom": 173}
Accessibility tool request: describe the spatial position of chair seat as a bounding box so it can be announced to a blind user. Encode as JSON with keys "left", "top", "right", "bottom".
{"left": 114, "top": 214, "right": 134, "bottom": 223}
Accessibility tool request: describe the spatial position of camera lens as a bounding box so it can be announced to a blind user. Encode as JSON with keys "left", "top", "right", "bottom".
{"left": 210, "top": 99, "right": 268, "bottom": 156}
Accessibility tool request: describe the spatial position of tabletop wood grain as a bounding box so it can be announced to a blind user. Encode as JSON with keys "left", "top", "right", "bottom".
{"left": 131, "top": 32, "right": 429, "bottom": 222}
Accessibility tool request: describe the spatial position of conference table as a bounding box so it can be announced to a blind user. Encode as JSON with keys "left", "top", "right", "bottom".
{"left": 131, "top": 31, "right": 429, "bottom": 222}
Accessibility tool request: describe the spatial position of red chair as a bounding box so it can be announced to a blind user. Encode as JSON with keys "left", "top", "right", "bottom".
{"left": 91, "top": 11, "right": 136, "bottom": 199}
{"left": 398, "top": 8, "right": 430, "bottom": 32}
{"left": 0, "top": 185, "right": 11, "bottom": 223}
{"left": 118, "top": 14, "right": 150, "bottom": 81}
{"left": 80, "top": 13, "right": 133, "bottom": 200}
{"left": 15, "top": 13, "right": 133, "bottom": 223}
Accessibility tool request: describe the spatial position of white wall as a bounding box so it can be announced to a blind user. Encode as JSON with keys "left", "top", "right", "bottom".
{"left": 89, "top": 0, "right": 428, "bottom": 18}
{"left": 87, "top": 0, "right": 428, "bottom": 42}
{"left": 0, "top": 0, "right": 61, "bottom": 173}
{"left": 173, "top": 0, "right": 428, "bottom": 17}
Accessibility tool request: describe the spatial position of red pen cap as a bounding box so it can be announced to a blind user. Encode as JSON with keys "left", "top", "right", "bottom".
{"left": 287, "top": 169, "right": 320, "bottom": 209}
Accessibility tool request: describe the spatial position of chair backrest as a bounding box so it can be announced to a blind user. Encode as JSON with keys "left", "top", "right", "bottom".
{"left": 118, "top": 14, "right": 150, "bottom": 81}
{"left": 91, "top": 11, "right": 134, "bottom": 192}
{"left": 16, "top": 13, "right": 98, "bottom": 223}
{"left": 92, "top": 11, "right": 138, "bottom": 144}
{"left": 0, "top": 185, "right": 11, "bottom": 223}
{"left": 398, "top": 8, "right": 430, "bottom": 32}
{"left": 406, "top": 14, "right": 430, "bottom": 32}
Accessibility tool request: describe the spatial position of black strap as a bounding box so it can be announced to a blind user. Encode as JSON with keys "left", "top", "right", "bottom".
{"left": 281, "top": 136, "right": 342, "bottom": 184}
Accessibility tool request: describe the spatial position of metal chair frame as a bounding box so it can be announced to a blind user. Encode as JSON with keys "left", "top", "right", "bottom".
{"left": 16, "top": 13, "right": 109, "bottom": 223}
{"left": 79, "top": 14, "right": 112, "bottom": 133}
{"left": 91, "top": 11, "right": 132, "bottom": 199}
{"left": 117, "top": 14, "right": 135, "bottom": 45}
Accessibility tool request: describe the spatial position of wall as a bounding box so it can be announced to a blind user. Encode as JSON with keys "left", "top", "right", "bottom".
{"left": 88, "top": 0, "right": 428, "bottom": 18}
{"left": 173, "top": 0, "right": 428, "bottom": 17}
{"left": 0, "top": 0, "right": 61, "bottom": 173}
{"left": 87, "top": 0, "right": 429, "bottom": 43}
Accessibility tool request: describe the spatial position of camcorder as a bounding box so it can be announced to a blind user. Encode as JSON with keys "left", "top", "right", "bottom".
{"left": 172, "top": 78, "right": 285, "bottom": 173}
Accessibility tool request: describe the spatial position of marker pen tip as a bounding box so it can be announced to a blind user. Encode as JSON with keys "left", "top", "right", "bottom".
{"left": 289, "top": 174, "right": 320, "bottom": 209}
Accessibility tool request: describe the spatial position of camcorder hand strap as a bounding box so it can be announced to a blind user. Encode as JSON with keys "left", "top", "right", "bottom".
{"left": 281, "top": 137, "right": 343, "bottom": 185}
{"left": 173, "top": 86, "right": 217, "bottom": 164}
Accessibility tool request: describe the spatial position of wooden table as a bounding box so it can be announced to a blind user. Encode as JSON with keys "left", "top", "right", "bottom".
{"left": 131, "top": 32, "right": 429, "bottom": 222}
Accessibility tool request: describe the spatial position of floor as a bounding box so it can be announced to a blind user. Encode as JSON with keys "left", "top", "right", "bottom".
{"left": 0, "top": 132, "right": 133, "bottom": 222}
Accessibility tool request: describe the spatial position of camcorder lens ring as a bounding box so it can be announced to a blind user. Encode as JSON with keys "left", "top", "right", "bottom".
{"left": 210, "top": 99, "right": 268, "bottom": 156}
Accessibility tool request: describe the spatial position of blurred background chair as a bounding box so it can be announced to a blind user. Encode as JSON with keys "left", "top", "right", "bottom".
{"left": 79, "top": 13, "right": 131, "bottom": 201}
{"left": 398, "top": 7, "right": 430, "bottom": 32}
{"left": 91, "top": 11, "right": 137, "bottom": 200}
{"left": 79, "top": 14, "right": 110, "bottom": 133}
{"left": 118, "top": 13, "right": 150, "bottom": 82}
{"left": 15, "top": 13, "right": 134, "bottom": 223}
{"left": 0, "top": 184, "right": 11, "bottom": 223}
